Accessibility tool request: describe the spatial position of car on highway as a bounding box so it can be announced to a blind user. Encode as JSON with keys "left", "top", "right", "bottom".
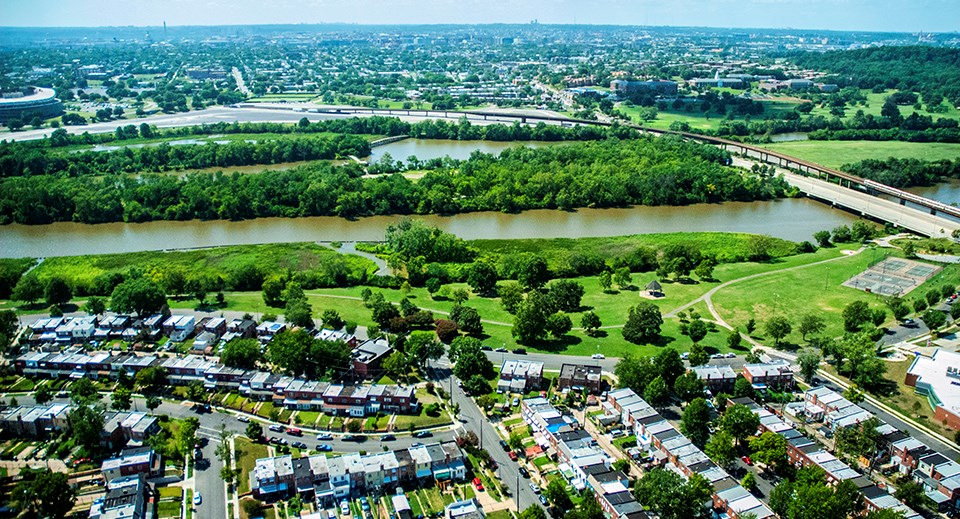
{"left": 269, "top": 424, "right": 285, "bottom": 433}
{"left": 591, "top": 353, "right": 605, "bottom": 359}
{"left": 519, "top": 467, "right": 530, "bottom": 478}
{"left": 317, "top": 433, "right": 333, "bottom": 441}
{"left": 237, "top": 416, "right": 250, "bottom": 423}
{"left": 292, "top": 441, "right": 308, "bottom": 449}
{"left": 529, "top": 483, "right": 540, "bottom": 494}
{"left": 193, "top": 492, "right": 202, "bottom": 505}
{"left": 381, "top": 434, "right": 396, "bottom": 442}
{"left": 317, "top": 444, "right": 333, "bottom": 452}
{"left": 539, "top": 495, "right": 548, "bottom": 506}
{"left": 414, "top": 431, "right": 433, "bottom": 438}
{"left": 473, "top": 477, "right": 484, "bottom": 491}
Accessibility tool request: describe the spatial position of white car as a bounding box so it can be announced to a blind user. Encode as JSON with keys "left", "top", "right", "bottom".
{"left": 591, "top": 353, "right": 605, "bottom": 359}
{"left": 193, "top": 492, "right": 202, "bottom": 505}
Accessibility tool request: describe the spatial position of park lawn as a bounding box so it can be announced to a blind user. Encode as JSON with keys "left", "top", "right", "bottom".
{"left": 759, "top": 140, "right": 960, "bottom": 170}
{"left": 485, "top": 511, "right": 514, "bottom": 519}
{"left": 711, "top": 246, "right": 906, "bottom": 343}
{"left": 236, "top": 437, "right": 269, "bottom": 495}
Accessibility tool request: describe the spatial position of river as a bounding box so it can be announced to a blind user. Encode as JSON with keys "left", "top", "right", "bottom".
{"left": 0, "top": 199, "right": 858, "bottom": 258}
{"left": 0, "top": 138, "right": 869, "bottom": 258}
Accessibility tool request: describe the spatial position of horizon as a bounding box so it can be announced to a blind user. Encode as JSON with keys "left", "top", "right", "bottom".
{"left": 2, "top": 0, "right": 958, "bottom": 33}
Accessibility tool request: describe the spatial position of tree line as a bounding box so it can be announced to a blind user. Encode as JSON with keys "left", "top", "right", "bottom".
{"left": 844, "top": 157, "right": 960, "bottom": 188}
{"left": 0, "top": 135, "right": 788, "bottom": 225}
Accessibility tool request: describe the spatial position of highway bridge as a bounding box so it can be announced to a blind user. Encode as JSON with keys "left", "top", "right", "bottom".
{"left": 260, "top": 104, "right": 960, "bottom": 237}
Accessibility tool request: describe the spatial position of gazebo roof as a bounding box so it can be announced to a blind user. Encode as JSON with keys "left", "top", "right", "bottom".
{"left": 645, "top": 280, "right": 662, "bottom": 291}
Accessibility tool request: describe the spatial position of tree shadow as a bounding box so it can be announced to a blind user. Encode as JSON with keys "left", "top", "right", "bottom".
{"left": 647, "top": 335, "right": 677, "bottom": 347}
{"left": 60, "top": 303, "right": 79, "bottom": 313}
{"left": 622, "top": 285, "right": 639, "bottom": 292}
{"left": 585, "top": 330, "right": 609, "bottom": 339}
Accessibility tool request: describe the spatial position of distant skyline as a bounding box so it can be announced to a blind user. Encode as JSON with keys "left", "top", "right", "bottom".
{"left": 2, "top": 0, "right": 958, "bottom": 33}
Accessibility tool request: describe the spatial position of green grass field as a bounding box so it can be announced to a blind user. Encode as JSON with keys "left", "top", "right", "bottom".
{"left": 236, "top": 437, "right": 269, "bottom": 495}
{"left": 759, "top": 140, "right": 960, "bottom": 170}
{"left": 29, "top": 242, "right": 376, "bottom": 296}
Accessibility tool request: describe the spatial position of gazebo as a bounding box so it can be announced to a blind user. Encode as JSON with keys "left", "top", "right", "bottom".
{"left": 645, "top": 280, "right": 663, "bottom": 297}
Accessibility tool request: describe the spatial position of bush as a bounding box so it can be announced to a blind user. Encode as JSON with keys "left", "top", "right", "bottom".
{"left": 425, "top": 403, "right": 442, "bottom": 417}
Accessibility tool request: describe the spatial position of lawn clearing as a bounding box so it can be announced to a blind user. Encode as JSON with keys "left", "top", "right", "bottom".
{"left": 236, "top": 437, "right": 269, "bottom": 495}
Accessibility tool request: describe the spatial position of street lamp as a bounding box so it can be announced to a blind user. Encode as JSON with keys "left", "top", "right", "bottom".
{"left": 516, "top": 470, "right": 520, "bottom": 513}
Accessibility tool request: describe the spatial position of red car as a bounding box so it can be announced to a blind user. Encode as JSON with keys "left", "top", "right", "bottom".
{"left": 473, "top": 477, "right": 484, "bottom": 491}
{"left": 741, "top": 456, "right": 752, "bottom": 466}
{"left": 508, "top": 451, "right": 518, "bottom": 461}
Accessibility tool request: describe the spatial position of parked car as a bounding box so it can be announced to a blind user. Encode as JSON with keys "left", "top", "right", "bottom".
{"left": 481, "top": 346, "right": 493, "bottom": 351}
{"left": 381, "top": 434, "right": 396, "bottom": 442}
{"left": 291, "top": 441, "right": 307, "bottom": 449}
{"left": 512, "top": 397, "right": 520, "bottom": 407}
{"left": 317, "top": 433, "right": 333, "bottom": 441}
{"left": 529, "top": 483, "right": 541, "bottom": 494}
{"left": 342, "top": 434, "right": 360, "bottom": 442}
{"left": 519, "top": 467, "right": 530, "bottom": 478}
{"left": 288, "top": 428, "right": 303, "bottom": 436}
{"left": 237, "top": 416, "right": 250, "bottom": 423}
{"left": 680, "top": 352, "right": 689, "bottom": 360}
{"left": 473, "top": 477, "right": 484, "bottom": 491}
{"left": 512, "top": 348, "right": 526, "bottom": 354}
{"left": 725, "top": 353, "right": 736, "bottom": 358}
{"left": 269, "top": 424, "right": 285, "bottom": 433}
{"left": 509, "top": 451, "right": 518, "bottom": 461}
{"left": 317, "top": 444, "right": 333, "bottom": 452}
{"left": 495, "top": 347, "right": 508, "bottom": 353}
{"left": 411, "top": 443, "right": 424, "bottom": 447}
{"left": 591, "top": 353, "right": 605, "bottom": 359}
{"left": 539, "top": 495, "right": 548, "bottom": 506}
{"left": 499, "top": 440, "right": 510, "bottom": 451}
{"left": 341, "top": 501, "right": 351, "bottom": 515}
{"left": 193, "top": 492, "right": 202, "bottom": 505}
{"left": 741, "top": 455, "right": 752, "bottom": 465}
{"left": 414, "top": 431, "right": 433, "bottom": 438}
{"left": 329, "top": 511, "right": 337, "bottom": 519}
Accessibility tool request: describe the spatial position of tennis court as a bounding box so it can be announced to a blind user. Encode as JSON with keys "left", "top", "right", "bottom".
{"left": 842, "top": 257, "right": 941, "bottom": 296}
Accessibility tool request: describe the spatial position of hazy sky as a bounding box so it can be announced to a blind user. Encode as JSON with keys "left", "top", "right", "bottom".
{"left": 2, "top": 0, "right": 957, "bottom": 32}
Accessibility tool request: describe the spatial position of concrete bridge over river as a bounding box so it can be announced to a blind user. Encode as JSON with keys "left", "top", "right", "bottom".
{"left": 264, "top": 104, "right": 960, "bottom": 237}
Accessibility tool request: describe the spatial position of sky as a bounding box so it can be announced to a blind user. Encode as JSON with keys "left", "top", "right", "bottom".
{"left": 1, "top": 0, "right": 957, "bottom": 33}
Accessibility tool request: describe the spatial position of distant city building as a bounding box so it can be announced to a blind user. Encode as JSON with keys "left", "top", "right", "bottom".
{"left": 0, "top": 87, "right": 63, "bottom": 122}
{"left": 610, "top": 79, "right": 678, "bottom": 96}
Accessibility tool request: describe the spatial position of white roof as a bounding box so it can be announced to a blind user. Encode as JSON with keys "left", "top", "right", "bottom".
{"left": 908, "top": 349, "right": 960, "bottom": 417}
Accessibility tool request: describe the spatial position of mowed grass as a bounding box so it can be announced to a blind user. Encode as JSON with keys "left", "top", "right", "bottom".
{"left": 759, "top": 140, "right": 960, "bottom": 170}
{"left": 713, "top": 246, "right": 960, "bottom": 345}
{"left": 236, "top": 436, "right": 269, "bottom": 495}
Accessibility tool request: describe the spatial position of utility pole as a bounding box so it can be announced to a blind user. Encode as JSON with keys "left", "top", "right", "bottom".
{"left": 516, "top": 471, "right": 520, "bottom": 513}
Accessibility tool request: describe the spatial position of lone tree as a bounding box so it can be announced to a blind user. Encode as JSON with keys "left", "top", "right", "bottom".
{"left": 111, "top": 278, "right": 167, "bottom": 316}
{"left": 622, "top": 302, "right": 663, "bottom": 344}
{"left": 764, "top": 315, "right": 792, "bottom": 346}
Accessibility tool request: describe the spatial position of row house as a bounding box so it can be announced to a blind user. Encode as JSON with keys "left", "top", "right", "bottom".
{"left": 497, "top": 360, "right": 544, "bottom": 393}
{"left": 891, "top": 437, "right": 933, "bottom": 475}
{"left": 606, "top": 389, "right": 775, "bottom": 519}
{"left": 557, "top": 364, "right": 602, "bottom": 394}
{"left": 691, "top": 364, "right": 737, "bottom": 393}
{"left": 738, "top": 395, "right": 922, "bottom": 518}
{"left": 161, "top": 354, "right": 216, "bottom": 385}
{"left": 89, "top": 474, "right": 152, "bottom": 519}
{"left": 102, "top": 411, "right": 161, "bottom": 449}
{"left": 203, "top": 364, "right": 249, "bottom": 390}
{"left": 913, "top": 452, "right": 960, "bottom": 512}
{"left": 101, "top": 447, "right": 162, "bottom": 482}
{"left": 0, "top": 403, "right": 71, "bottom": 438}
{"left": 163, "top": 315, "right": 195, "bottom": 342}
{"left": 351, "top": 338, "right": 392, "bottom": 380}
{"left": 240, "top": 371, "right": 284, "bottom": 401}
{"left": 252, "top": 442, "right": 465, "bottom": 501}
{"left": 256, "top": 321, "right": 287, "bottom": 342}
{"left": 223, "top": 318, "right": 257, "bottom": 343}
{"left": 741, "top": 359, "right": 794, "bottom": 390}
{"left": 588, "top": 468, "right": 650, "bottom": 519}
{"left": 280, "top": 379, "right": 330, "bottom": 410}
